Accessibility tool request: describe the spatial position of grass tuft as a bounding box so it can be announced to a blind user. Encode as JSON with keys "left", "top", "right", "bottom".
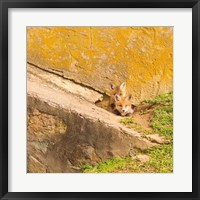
{"left": 120, "top": 117, "right": 135, "bottom": 125}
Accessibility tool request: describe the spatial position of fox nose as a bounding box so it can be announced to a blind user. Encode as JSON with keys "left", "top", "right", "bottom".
{"left": 122, "top": 109, "right": 125, "bottom": 112}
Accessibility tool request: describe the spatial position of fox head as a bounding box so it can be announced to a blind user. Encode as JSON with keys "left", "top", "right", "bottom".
{"left": 110, "top": 82, "right": 126, "bottom": 97}
{"left": 114, "top": 94, "right": 136, "bottom": 116}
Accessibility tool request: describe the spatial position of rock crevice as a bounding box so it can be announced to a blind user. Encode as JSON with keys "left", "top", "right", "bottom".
{"left": 27, "top": 64, "right": 152, "bottom": 173}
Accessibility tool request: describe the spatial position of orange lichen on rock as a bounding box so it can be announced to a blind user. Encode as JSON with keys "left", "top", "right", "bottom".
{"left": 27, "top": 27, "right": 173, "bottom": 103}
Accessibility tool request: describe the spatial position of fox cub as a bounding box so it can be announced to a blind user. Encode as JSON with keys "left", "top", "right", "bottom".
{"left": 109, "top": 82, "right": 135, "bottom": 116}
{"left": 109, "top": 82, "right": 126, "bottom": 107}
{"left": 113, "top": 94, "right": 135, "bottom": 116}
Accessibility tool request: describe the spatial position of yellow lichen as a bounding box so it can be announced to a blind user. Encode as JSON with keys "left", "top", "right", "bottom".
{"left": 27, "top": 27, "right": 173, "bottom": 103}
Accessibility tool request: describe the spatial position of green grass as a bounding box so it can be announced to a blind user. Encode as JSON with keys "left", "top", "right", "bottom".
{"left": 141, "top": 91, "right": 173, "bottom": 140}
{"left": 82, "top": 144, "right": 172, "bottom": 173}
{"left": 120, "top": 116, "right": 154, "bottom": 135}
{"left": 82, "top": 92, "right": 173, "bottom": 173}
{"left": 142, "top": 92, "right": 173, "bottom": 106}
{"left": 120, "top": 117, "right": 135, "bottom": 127}
{"left": 150, "top": 107, "right": 173, "bottom": 140}
{"left": 120, "top": 117, "right": 143, "bottom": 132}
{"left": 82, "top": 157, "right": 130, "bottom": 173}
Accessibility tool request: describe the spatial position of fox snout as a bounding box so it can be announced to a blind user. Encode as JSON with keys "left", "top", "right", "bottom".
{"left": 122, "top": 108, "right": 127, "bottom": 113}
{"left": 121, "top": 107, "right": 133, "bottom": 116}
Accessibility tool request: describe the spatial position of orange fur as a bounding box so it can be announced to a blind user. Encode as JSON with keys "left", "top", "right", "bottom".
{"left": 113, "top": 95, "right": 135, "bottom": 116}
{"left": 109, "top": 82, "right": 126, "bottom": 106}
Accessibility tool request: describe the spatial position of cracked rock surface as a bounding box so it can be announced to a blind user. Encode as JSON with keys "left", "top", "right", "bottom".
{"left": 27, "top": 64, "right": 153, "bottom": 173}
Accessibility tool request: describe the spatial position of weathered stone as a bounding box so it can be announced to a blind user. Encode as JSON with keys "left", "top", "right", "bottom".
{"left": 27, "top": 109, "right": 67, "bottom": 140}
{"left": 146, "top": 134, "right": 170, "bottom": 144}
{"left": 32, "top": 108, "right": 40, "bottom": 116}
{"left": 70, "top": 144, "right": 101, "bottom": 165}
{"left": 27, "top": 27, "right": 173, "bottom": 104}
{"left": 30, "top": 141, "right": 49, "bottom": 154}
{"left": 129, "top": 148, "right": 138, "bottom": 157}
{"left": 136, "top": 155, "right": 150, "bottom": 163}
{"left": 28, "top": 63, "right": 103, "bottom": 103}
{"left": 27, "top": 64, "right": 154, "bottom": 173}
{"left": 28, "top": 156, "right": 47, "bottom": 173}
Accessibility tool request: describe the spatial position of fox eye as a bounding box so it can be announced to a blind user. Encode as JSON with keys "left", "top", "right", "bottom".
{"left": 119, "top": 93, "right": 122, "bottom": 96}
{"left": 119, "top": 105, "right": 122, "bottom": 107}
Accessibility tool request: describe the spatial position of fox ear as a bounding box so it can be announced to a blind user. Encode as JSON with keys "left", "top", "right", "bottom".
{"left": 131, "top": 104, "right": 136, "bottom": 110}
{"left": 120, "top": 82, "right": 126, "bottom": 90}
{"left": 110, "top": 83, "right": 115, "bottom": 90}
{"left": 114, "top": 94, "right": 121, "bottom": 101}
{"left": 127, "top": 94, "right": 132, "bottom": 100}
